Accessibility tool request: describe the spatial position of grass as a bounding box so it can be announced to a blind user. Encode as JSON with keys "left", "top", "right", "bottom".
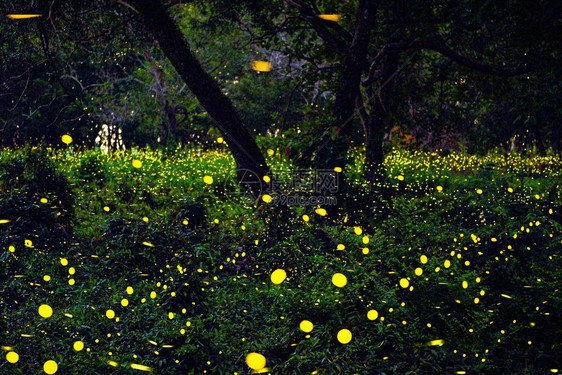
{"left": 1, "top": 144, "right": 561, "bottom": 374}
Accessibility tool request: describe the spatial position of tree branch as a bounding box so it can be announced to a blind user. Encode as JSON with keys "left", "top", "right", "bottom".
{"left": 415, "top": 39, "right": 535, "bottom": 76}
{"left": 285, "top": 0, "right": 350, "bottom": 56}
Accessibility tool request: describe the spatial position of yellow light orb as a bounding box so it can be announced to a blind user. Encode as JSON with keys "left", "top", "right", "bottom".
{"left": 437, "top": 186, "right": 443, "bottom": 192}
{"left": 246, "top": 352, "right": 266, "bottom": 370}
{"left": 332, "top": 273, "right": 347, "bottom": 288}
{"left": 61, "top": 135, "right": 72, "bottom": 145}
{"left": 73, "top": 341, "right": 84, "bottom": 351}
{"left": 397, "top": 175, "right": 404, "bottom": 181}
{"left": 318, "top": 14, "right": 341, "bottom": 22}
{"left": 299, "top": 320, "right": 314, "bottom": 333}
{"left": 367, "top": 310, "right": 378, "bottom": 320}
{"left": 6, "top": 351, "right": 19, "bottom": 363}
{"left": 262, "top": 194, "right": 272, "bottom": 203}
{"left": 132, "top": 159, "right": 142, "bottom": 168}
{"left": 420, "top": 255, "right": 428, "bottom": 264}
{"left": 270, "top": 269, "right": 287, "bottom": 284}
{"left": 315, "top": 208, "right": 327, "bottom": 216}
{"left": 337, "top": 329, "right": 352, "bottom": 344}
{"left": 252, "top": 61, "right": 271, "bottom": 72}
{"left": 414, "top": 267, "right": 423, "bottom": 276}
{"left": 44, "top": 360, "right": 58, "bottom": 374}
{"left": 399, "top": 278, "right": 409, "bottom": 288}
{"left": 302, "top": 214, "right": 309, "bottom": 222}
{"left": 38, "top": 304, "right": 53, "bottom": 318}
{"left": 121, "top": 299, "right": 129, "bottom": 307}
{"left": 203, "top": 175, "right": 213, "bottom": 185}
{"left": 354, "top": 227, "right": 362, "bottom": 235}
{"left": 106, "top": 309, "right": 115, "bottom": 319}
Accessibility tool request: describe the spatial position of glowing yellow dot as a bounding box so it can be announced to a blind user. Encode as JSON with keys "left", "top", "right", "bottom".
{"left": 397, "top": 175, "right": 404, "bottom": 181}
{"left": 246, "top": 353, "right": 266, "bottom": 370}
{"left": 362, "top": 248, "right": 369, "bottom": 254}
{"left": 203, "top": 175, "right": 213, "bottom": 185}
{"left": 44, "top": 360, "right": 58, "bottom": 374}
{"left": 399, "top": 278, "right": 409, "bottom": 288}
{"left": 262, "top": 194, "right": 272, "bottom": 203}
{"left": 61, "top": 134, "right": 72, "bottom": 145}
{"left": 315, "top": 208, "right": 327, "bottom": 216}
{"left": 337, "top": 244, "right": 345, "bottom": 250}
{"left": 420, "top": 255, "right": 428, "bottom": 264}
{"left": 362, "top": 236, "right": 369, "bottom": 244}
{"left": 444, "top": 260, "right": 451, "bottom": 268}
{"left": 535, "top": 194, "right": 540, "bottom": 199}
{"left": 367, "top": 310, "right": 378, "bottom": 320}
{"left": 271, "top": 269, "right": 287, "bottom": 284}
{"left": 150, "top": 291, "right": 156, "bottom": 299}
{"left": 68, "top": 279, "right": 75, "bottom": 285}
{"left": 332, "top": 273, "right": 347, "bottom": 288}
{"left": 7, "top": 14, "right": 42, "bottom": 19}
{"left": 121, "top": 299, "right": 129, "bottom": 307}
{"left": 168, "top": 312, "right": 174, "bottom": 319}
{"left": 38, "top": 304, "right": 53, "bottom": 318}
{"left": 106, "top": 309, "right": 115, "bottom": 319}
{"left": 476, "top": 189, "right": 483, "bottom": 194}
{"left": 491, "top": 237, "right": 497, "bottom": 242}
{"left": 474, "top": 298, "right": 480, "bottom": 304}
{"left": 300, "top": 320, "right": 313, "bottom": 333}
{"left": 334, "top": 167, "right": 342, "bottom": 172}
{"left": 25, "top": 239, "right": 33, "bottom": 247}
{"left": 267, "top": 149, "right": 274, "bottom": 156}
{"left": 9, "top": 245, "right": 15, "bottom": 253}
{"left": 60, "top": 258, "right": 68, "bottom": 266}
{"left": 427, "top": 339, "right": 444, "bottom": 346}
{"left": 217, "top": 137, "right": 223, "bottom": 143}
{"left": 354, "top": 227, "right": 362, "bottom": 235}
{"left": 127, "top": 286, "right": 134, "bottom": 295}
{"left": 43, "top": 275, "right": 51, "bottom": 281}
{"left": 318, "top": 14, "right": 341, "bottom": 22}
{"left": 130, "top": 364, "right": 154, "bottom": 372}
{"left": 436, "top": 186, "right": 443, "bottom": 192}
{"left": 462, "top": 281, "right": 468, "bottom": 289}
{"left": 252, "top": 61, "right": 271, "bottom": 72}
{"left": 68, "top": 267, "right": 75, "bottom": 275}
{"left": 337, "top": 329, "right": 352, "bottom": 344}
{"left": 508, "top": 187, "right": 513, "bottom": 193}
{"left": 302, "top": 215, "right": 309, "bottom": 222}
{"left": 263, "top": 175, "right": 271, "bottom": 183}
{"left": 40, "top": 198, "right": 48, "bottom": 203}
{"left": 103, "top": 206, "right": 110, "bottom": 212}
{"left": 414, "top": 268, "right": 423, "bottom": 276}
{"left": 6, "top": 351, "right": 19, "bottom": 363}
{"left": 73, "top": 341, "right": 84, "bottom": 351}
{"left": 132, "top": 159, "right": 142, "bottom": 168}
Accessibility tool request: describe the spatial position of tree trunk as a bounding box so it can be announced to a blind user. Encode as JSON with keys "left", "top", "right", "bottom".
{"left": 363, "top": 50, "right": 399, "bottom": 186}
{"left": 129, "top": 0, "right": 270, "bottom": 199}
{"left": 312, "top": 0, "right": 378, "bottom": 220}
